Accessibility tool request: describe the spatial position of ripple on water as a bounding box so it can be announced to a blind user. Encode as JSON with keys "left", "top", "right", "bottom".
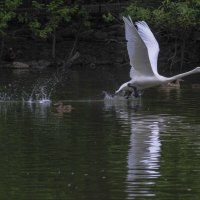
{"left": 0, "top": 78, "right": 199, "bottom": 200}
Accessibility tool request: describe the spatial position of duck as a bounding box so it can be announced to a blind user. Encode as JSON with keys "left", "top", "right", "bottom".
{"left": 54, "top": 102, "right": 74, "bottom": 113}
{"left": 166, "top": 79, "right": 184, "bottom": 88}
{"left": 191, "top": 84, "right": 200, "bottom": 89}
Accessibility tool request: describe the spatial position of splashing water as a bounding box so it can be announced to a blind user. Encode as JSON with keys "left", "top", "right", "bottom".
{"left": 0, "top": 73, "right": 61, "bottom": 103}
{"left": 102, "top": 90, "right": 142, "bottom": 111}
{"left": 0, "top": 93, "right": 12, "bottom": 101}
{"left": 25, "top": 85, "right": 51, "bottom": 103}
{"left": 23, "top": 77, "right": 59, "bottom": 103}
{"left": 103, "top": 91, "right": 135, "bottom": 101}
{"left": 0, "top": 64, "right": 69, "bottom": 103}
{"left": 102, "top": 91, "right": 114, "bottom": 101}
{"left": 0, "top": 85, "right": 18, "bottom": 101}
{"left": 0, "top": 85, "right": 52, "bottom": 103}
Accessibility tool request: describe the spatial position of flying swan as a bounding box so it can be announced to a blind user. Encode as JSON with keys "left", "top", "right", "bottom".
{"left": 115, "top": 16, "right": 200, "bottom": 98}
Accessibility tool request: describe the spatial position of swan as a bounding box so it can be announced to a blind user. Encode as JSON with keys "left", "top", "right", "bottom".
{"left": 115, "top": 16, "right": 200, "bottom": 98}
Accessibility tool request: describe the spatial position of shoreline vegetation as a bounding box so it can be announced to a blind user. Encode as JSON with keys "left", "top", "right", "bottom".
{"left": 0, "top": 0, "right": 199, "bottom": 74}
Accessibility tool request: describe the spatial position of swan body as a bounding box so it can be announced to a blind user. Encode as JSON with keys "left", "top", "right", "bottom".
{"left": 116, "top": 16, "right": 200, "bottom": 97}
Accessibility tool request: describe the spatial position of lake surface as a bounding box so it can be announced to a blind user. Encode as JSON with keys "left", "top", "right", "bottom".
{"left": 0, "top": 68, "right": 199, "bottom": 200}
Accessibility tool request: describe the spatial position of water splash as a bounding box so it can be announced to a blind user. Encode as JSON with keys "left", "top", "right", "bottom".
{"left": 102, "top": 91, "right": 114, "bottom": 101}
{"left": 24, "top": 85, "right": 51, "bottom": 103}
{"left": 0, "top": 85, "right": 17, "bottom": 101}
{"left": 103, "top": 90, "right": 136, "bottom": 101}
{"left": 103, "top": 90, "right": 142, "bottom": 111}
{"left": 0, "top": 93, "right": 12, "bottom": 101}
{"left": 23, "top": 68, "right": 69, "bottom": 103}
{"left": 22, "top": 73, "right": 62, "bottom": 103}
{"left": 0, "top": 73, "right": 61, "bottom": 103}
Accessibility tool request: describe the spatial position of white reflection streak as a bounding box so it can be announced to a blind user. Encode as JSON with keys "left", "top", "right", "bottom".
{"left": 126, "top": 119, "right": 161, "bottom": 199}
{"left": 143, "top": 122, "right": 161, "bottom": 173}
{"left": 111, "top": 107, "right": 162, "bottom": 199}
{"left": 128, "top": 119, "right": 162, "bottom": 199}
{"left": 103, "top": 92, "right": 184, "bottom": 199}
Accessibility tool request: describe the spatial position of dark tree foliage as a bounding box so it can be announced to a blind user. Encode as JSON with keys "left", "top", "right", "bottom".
{"left": 0, "top": 0, "right": 199, "bottom": 70}
{"left": 0, "top": 0, "right": 22, "bottom": 59}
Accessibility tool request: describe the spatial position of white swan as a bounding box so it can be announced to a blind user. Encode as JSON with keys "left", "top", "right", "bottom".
{"left": 115, "top": 16, "right": 200, "bottom": 98}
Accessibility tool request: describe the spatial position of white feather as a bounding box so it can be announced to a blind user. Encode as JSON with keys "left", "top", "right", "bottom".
{"left": 136, "top": 21, "right": 159, "bottom": 76}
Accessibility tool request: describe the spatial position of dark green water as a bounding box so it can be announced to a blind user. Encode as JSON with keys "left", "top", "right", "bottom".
{"left": 0, "top": 69, "right": 199, "bottom": 200}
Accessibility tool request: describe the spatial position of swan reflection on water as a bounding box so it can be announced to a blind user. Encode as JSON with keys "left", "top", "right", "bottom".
{"left": 126, "top": 116, "right": 161, "bottom": 198}
{"left": 103, "top": 98, "right": 183, "bottom": 199}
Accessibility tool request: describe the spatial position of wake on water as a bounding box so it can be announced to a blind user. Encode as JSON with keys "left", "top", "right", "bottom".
{"left": 102, "top": 91, "right": 141, "bottom": 111}
{"left": 103, "top": 91, "right": 138, "bottom": 101}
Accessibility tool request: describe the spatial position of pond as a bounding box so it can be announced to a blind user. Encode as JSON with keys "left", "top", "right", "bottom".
{"left": 0, "top": 67, "right": 199, "bottom": 200}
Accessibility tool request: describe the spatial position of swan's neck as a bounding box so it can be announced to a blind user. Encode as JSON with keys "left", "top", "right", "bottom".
{"left": 167, "top": 67, "right": 200, "bottom": 82}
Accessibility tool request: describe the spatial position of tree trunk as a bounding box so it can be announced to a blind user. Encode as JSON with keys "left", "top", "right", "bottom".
{"left": 52, "top": 31, "right": 56, "bottom": 60}
{"left": 67, "top": 32, "right": 79, "bottom": 61}
{"left": 180, "top": 37, "right": 185, "bottom": 72}
{"left": 0, "top": 35, "right": 4, "bottom": 62}
{"left": 169, "top": 39, "right": 177, "bottom": 74}
{"left": 62, "top": 22, "right": 83, "bottom": 70}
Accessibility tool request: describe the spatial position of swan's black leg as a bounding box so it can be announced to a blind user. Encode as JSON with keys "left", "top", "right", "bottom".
{"left": 127, "top": 84, "right": 139, "bottom": 98}
{"left": 124, "top": 88, "right": 139, "bottom": 99}
{"left": 133, "top": 86, "right": 139, "bottom": 98}
{"left": 124, "top": 90, "right": 132, "bottom": 99}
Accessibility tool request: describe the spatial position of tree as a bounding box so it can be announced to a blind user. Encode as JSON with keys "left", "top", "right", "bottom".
{"left": 0, "top": 0, "right": 22, "bottom": 60}
{"left": 25, "top": 0, "right": 79, "bottom": 61}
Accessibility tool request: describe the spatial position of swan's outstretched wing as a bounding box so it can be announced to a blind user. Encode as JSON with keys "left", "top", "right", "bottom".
{"left": 136, "top": 21, "right": 160, "bottom": 76}
{"left": 123, "top": 17, "right": 158, "bottom": 79}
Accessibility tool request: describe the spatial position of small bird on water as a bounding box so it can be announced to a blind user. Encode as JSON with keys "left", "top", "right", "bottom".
{"left": 54, "top": 102, "right": 74, "bottom": 113}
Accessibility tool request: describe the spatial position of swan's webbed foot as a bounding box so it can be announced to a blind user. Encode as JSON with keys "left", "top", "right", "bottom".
{"left": 133, "top": 87, "right": 139, "bottom": 98}
{"left": 127, "top": 84, "right": 139, "bottom": 98}
{"left": 124, "top": 90, "right": 132, "bottom": 99}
